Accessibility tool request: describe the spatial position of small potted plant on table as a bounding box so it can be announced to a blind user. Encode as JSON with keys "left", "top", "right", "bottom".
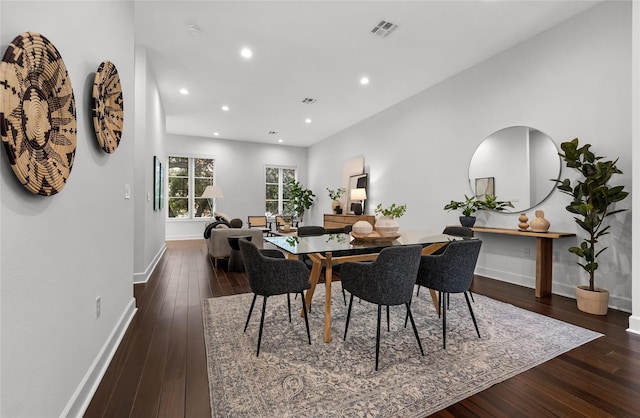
{"left": 374, "top": 203, "right": 407, "bottom": 236}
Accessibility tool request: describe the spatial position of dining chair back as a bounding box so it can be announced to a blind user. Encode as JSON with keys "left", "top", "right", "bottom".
{"left": 239, "top": 239, "right": 312, "bottom": 356}
{"left": 341, "top": 245, "right": 424, "bottom": 370}
{"left": 415, "top": 239, "right": 482, "bottom": 348}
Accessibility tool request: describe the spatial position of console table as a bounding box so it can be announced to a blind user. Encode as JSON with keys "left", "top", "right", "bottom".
{"left": 471, "top": 226, "right": 575, "bottom": 298}
{"left": 323, "top": 213, "right": 375, "bottom": 229}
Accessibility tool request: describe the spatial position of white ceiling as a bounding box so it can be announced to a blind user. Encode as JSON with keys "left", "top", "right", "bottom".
{"left": 134, "top": 0, "right": 600, "bottom": 147}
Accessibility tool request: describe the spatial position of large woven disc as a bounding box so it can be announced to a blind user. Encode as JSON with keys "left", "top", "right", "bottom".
{"left": 0, "top": 32, "right": 77, "bottom": 196}
{"left": 92, "top": 60, "right": 123, "bottom": 153}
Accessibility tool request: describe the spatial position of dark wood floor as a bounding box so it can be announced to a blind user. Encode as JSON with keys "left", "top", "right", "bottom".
{"left": 85, "top": 239, "right": 640, "bottom": 417}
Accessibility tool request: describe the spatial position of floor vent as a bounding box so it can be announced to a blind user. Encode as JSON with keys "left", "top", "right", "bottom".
{"left": 371, "top": 20, "right": 398, "bottom": 37}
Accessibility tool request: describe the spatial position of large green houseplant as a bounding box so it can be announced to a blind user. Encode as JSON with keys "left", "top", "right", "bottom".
{"left": 554, "top": 138, "right": 628, "bottom": 314}
{"left": 287, "top": 179, "right": 315, "bottom": 223}
{"left": 444, "top": 194, "right": 513, "bottom": 227}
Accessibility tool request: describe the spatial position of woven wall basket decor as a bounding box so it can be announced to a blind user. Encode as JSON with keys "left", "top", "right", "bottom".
{"left": 0, "top": 31, "right": 77, "bottom": 196}
{"left": 92, "top": 60, "right": 123, "bottom": 153}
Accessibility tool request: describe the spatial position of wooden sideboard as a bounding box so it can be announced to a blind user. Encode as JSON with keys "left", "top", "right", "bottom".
{"left": 323, "top": 214, "right": 375, "bottom": 229}
{"left": 471, "top": 226, "right": 575, "bottom": 298}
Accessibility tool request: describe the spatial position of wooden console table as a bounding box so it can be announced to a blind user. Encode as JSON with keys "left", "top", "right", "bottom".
{"left": 471, "top": 226, "right": 575, "bottom": 298}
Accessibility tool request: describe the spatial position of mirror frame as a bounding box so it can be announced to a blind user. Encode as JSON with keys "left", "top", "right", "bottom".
{"left": 468, "top": 126, "right": 560, "bottom": 213}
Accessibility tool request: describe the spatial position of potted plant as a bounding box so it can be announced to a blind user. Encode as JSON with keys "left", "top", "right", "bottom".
{"left": 374, "top": 203, "right": 407, "bottom": 236}
{"left": 287, "top": 179, "right": 315, "bottom": 223}
{"left": 444, "top": 194, "right": 513, "bottom": 227}
{"left": 327, "top": 187, "right": 346, "bottom": 214}
{"left": 554, "top": 138, "right": 628, "bottom": 315}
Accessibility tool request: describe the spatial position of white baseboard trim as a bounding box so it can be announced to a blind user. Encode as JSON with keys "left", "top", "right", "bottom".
{"left": 133, "top": 242, "right": 166, "bottom": 284}
{"left": 165, "top": 234, "right": 203, "bottom": 241}
{"left": 475, "top": 267, "right": 632, "bottom": 313}
{"left": 61, "top": 298, "right": 137, "bottom": 418}
{"left": 627, "top": 315, "right": 640, "bottom": 334}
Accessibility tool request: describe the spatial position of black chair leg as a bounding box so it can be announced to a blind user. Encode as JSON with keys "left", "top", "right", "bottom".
{"left": 342, "top": 288, "right": 347, "bottom": 305}
{"left": 405, "top": 302, "right": 424, "bottom": 356}
{"left": 257, "top": 296, "right": 268, "bottom": 357}
{"left": 376, "top": 304, "right": 382, "bottom": 371}
{"left": 416, "top": 285, "right": 420, "bottom": 296}
{"left": 442, "top": 292, "right": 447, "bottom": 349}
{"left": 244, "top": 294, "right": 257, "bottom": 332}
{"left": 344, "top": 294, "right": 354, "bottom": 340}
{"left": 287, "top": 293, "right": 292, "bottom": 322}
{"left": 300, "top": 291, "right": 311, "bottom": 345}
{"left": 386, "top": 305, "right": 390, "bottom": 332}
{"left": 469, "top": 290, "right": 475, "bottom": 302}
{"left": 464, "top": 291, "right": 481, "bottom": 338}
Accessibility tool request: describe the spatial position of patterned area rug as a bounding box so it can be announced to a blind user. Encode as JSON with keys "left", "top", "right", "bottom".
{"left": 204, "top": 283, "right": 601, "bottom": 417}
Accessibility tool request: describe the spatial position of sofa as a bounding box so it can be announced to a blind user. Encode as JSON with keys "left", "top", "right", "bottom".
{"left": 205, "top": 222, "right": 265, "bottom": 268}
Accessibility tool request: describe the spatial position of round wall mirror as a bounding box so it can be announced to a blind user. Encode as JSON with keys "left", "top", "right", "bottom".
{"left": 468, "top": 126, "right": 560, "bottom": 213}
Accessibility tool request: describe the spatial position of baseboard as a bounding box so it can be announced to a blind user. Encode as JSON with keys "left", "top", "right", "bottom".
{"left": 627, "top": 315, "right": 640, "bottom": 335}
{"left": 164, "top": 233, "right": 203, "bottom": 240}
{"left": 61, "top": 298, "right": 137, "bottom": 418}
{"left": 133, "top": 242, "right": 166, "bottom": 284}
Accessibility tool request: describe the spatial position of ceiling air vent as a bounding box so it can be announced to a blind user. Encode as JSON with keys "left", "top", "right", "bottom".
{"left": 301, "top": 98, "right": 317, "bottom": 104}
{"left": 371, "top": 20, "right": 398, "bottom": 38}
{"left": 268, "top": 131, "right": 278, "bottom": 135}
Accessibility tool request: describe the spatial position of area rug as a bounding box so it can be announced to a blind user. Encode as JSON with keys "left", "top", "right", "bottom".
{"left": 203, "top": 283, "right": 601, "bottom": 417}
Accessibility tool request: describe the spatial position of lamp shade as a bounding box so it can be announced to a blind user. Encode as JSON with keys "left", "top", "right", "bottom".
{"left": 201, "top": 185, "right": 224, "bottom": 199}
{"left": 350, "top": 188, "right": 367, "bottom": 200}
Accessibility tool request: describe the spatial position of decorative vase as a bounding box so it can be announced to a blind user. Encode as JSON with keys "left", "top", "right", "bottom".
{"left": 335, "top": 205, "right": 343, "bottom": 214}
{"left": 575, "top": 286, "right": 609, "bottom": 315}
{"left": 459, "top": 216, "right": 476, "bottom": 228}
{"left": 352, "top": 220, "right": 373, "bottom": 235}
{"left": 375, "top": 216, "right": 400, "bottom": 237}
{"left": 530, "top": 210, "right": 550, "bottom": 232}
{"left": 518, "top": 213, "right": 529, "bottom": 231}
{"left": 331, "top": 200, "right": 340, "bottom": 213}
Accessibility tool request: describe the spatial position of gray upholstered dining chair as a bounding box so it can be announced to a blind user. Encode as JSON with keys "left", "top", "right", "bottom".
{"left": 414, "top": 239, "right": 482, "bottom": 349}
{"left": 341, "top": 245, "right": 424, "bottom": 370}
{"left": 239, "top": 239, "right": 312, "bottom": 356}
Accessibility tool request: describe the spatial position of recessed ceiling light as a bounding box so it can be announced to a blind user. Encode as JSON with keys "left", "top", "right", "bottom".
{"left": 179, "top": 88, "right": 189, "bottom": 95}
{"left": 240, "top": 47, "right": 252, "bottom": 59}
{"left": 278, "top": 139, "right": 284, "bottom": 143}
{"left": 221, "top": 105, "right": 230, "bottom": 111}
{"left": 213, "top": 132, "right": 219, "bottom": 136}
{"left": 360, "top": 77, "right": 370, "bottom": 85}
{"left": 305, "top": 118, "right": 312, "bottom": 124}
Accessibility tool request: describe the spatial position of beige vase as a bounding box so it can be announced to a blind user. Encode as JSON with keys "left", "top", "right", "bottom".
{"left": 375, "top": 216, "right": 400, "bottom": 237}
{"left": 518, "top": 213, "right": 529, "bottom": 231}
{"left": 575, "top": 286, "right": 609, "bottom": 315}
{"left": 530, "top": 210, "right": 550, "bottom": 232}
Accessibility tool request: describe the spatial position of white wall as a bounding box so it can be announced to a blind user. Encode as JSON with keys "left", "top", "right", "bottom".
{"left": 0, "top": 1, "right": 136, "bottom": 417}
{"left": 309, "top": 1, "right": 633, "bottom": 312}
{"left": 164, "top": 135, "right": 308, "bottom": 240}
{"left": 133, "top": 46, "right": 166, "bottom": 283}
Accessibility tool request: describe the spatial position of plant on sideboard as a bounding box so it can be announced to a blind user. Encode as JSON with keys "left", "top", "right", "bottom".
{"left": 374, "top": 203, "right": 407, "bottom": 237}
{"left": 327, "top": 187, "right": 346, "bottom": 214}
{"left": 443, "top": 194, "right": 513, "bottom": 227}
{"left": 553, "top": 138, "right": 628, "bottom": 315}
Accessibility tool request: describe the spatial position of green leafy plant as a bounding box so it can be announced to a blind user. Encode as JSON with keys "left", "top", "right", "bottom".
{"left": 444, "top": 194, "right": 513, "bottom": 216}
{"left": 287, "top": 179, "right": 315, "bottom": 221}
{"left": 326, "top": 187, "right": 346, "bottom": 201}
{"left": 554, "top": 138, "right": 628, "bottom": 292}
{"left": 374, "top": 203, "right": 407, "bottom": 219}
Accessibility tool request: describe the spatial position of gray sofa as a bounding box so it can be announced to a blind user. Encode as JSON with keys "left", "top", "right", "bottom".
{"left": 205, "top": 226, "right": 265, "bottom": 268}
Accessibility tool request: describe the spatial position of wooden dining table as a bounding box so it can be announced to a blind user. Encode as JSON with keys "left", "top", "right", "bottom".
{"left": 264, "top": 231, "right": 462, "bottom": 342}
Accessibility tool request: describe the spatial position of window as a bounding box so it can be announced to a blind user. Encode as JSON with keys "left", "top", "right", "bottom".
{"left": 168, "top": 155, "right": 215, "bottom": 218}
{"left": 265, "top": 166, "right": 296, "bottom": 217}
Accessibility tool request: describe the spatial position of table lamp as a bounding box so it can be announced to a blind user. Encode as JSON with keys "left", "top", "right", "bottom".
{"left": 350, "top": 188, "right": 367, "bottom": 215}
